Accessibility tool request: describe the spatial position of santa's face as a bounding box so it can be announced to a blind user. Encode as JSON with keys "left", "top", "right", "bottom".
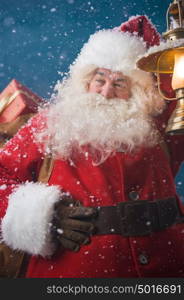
{"left": 87, "top": 68, "right": 131, "bottom": 100}
{"left": 37, "top": 66, "right": 165, "bottom": 163}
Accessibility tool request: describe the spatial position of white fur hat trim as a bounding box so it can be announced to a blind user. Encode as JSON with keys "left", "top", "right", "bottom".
{"left": 70, "top": 29, "right": 152, "bottom": 86}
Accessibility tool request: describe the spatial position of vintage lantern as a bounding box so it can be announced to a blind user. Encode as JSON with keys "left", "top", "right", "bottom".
{"left": 137, "top": 0, "right": 184, "bottom": 134}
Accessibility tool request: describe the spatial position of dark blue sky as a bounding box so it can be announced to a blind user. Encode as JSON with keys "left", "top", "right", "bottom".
{"left": 1, "top": 0, "right": 184, "bottom": 199}
{"left": 0, "top": 0, "right": 171, "bottom": 99}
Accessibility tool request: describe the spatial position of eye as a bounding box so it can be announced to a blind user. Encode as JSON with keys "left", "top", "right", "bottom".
{"left": 114, "top": 83, "right": 122, "bottom": 88}
{"left": 95, "top": 79, "right": 105, "bottom": 85}
{"left": 114, "top": 83, "right": 127, "bottom": 88}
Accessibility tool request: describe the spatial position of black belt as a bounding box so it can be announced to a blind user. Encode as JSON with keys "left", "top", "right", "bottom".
{"left": 92, "top": 197, "right": 183, "bottom": 237}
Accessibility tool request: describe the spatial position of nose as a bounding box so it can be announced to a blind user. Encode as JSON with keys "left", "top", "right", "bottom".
{"left": 100, "top": 83, "right": 115, "bottom": 99}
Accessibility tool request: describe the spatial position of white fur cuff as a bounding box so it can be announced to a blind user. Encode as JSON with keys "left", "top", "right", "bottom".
{"left": 1, "top": 182, "right": 61, "bottom": 257}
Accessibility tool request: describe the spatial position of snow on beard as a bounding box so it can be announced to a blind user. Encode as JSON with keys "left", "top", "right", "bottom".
{"left": 36, "top": 80, "right": 163, "bottom": 165}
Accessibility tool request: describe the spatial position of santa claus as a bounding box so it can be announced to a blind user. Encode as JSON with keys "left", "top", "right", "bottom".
{"left": 0, "top": 16, "right": 184, "bottom": 278}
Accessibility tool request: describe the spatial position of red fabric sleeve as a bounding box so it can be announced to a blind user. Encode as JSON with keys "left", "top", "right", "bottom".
{"left": 154, "top": 101, "right": 184, "bottom": 176}
{"left": 0, "top": 114, "right": 44, "bottom": 219}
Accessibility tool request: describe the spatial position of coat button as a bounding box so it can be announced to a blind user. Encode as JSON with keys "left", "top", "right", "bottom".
{"left": 128, "top": 191, "right": 139, "bottom": 201}
{"left": 138, "top": 253, "right": 149, "bottom": 265}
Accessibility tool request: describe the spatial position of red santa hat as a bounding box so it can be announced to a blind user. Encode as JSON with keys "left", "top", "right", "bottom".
{"left": 118, "top": 15, "right": 160, "bottom": 48}
{"left": 123, "top": 16, "right": 174, "bottom": 99}
{"left": 70, "top": 16, "right": 161, "bottom": 88}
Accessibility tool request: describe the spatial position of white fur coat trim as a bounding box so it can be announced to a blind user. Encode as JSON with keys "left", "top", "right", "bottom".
{"left": 1, "top": 182, "right": 61, "bottom": 257}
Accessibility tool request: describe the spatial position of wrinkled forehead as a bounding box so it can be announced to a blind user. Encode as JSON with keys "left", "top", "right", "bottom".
{"left": 94, "top": 68, "right": 129, "bottom": 81}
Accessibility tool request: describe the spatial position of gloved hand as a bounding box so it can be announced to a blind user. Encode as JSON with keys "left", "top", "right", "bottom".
{"left": 52, "top": 195, "right": 97, "bottom": 252}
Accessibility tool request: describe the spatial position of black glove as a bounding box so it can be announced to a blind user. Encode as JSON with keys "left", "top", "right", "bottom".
{"left": 52, "top": 195, "right": 97, "bottom": 252}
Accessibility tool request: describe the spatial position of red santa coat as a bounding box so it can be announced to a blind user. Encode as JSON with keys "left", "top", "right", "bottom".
{"left": 0, "top": 109, "right": 184, "bottom": 278}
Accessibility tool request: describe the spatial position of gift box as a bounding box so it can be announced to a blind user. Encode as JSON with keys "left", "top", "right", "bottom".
{"left": 0, "top": 79, "right": 44, "bottom": 123}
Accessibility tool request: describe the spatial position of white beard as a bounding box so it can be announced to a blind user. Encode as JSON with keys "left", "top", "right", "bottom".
{"left": 36, "top": 81, "right": 164, "bottom": 165}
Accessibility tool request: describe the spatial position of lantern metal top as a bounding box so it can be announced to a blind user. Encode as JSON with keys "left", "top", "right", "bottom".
{"left": 163, "top": 0, "right": 184, "bottom": 40}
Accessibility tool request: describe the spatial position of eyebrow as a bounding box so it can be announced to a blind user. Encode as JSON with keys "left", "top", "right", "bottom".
{"left": 96, "top": 71, "right": 105, "bottom": 76}
{"left": 116, "top": 78, "right": 126, "bottom": 82}
{"left": 96, "top": 71, "right": 126, "bottom": 82}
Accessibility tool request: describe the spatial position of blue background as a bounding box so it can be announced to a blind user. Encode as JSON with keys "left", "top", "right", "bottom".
{"left": 0, "top": 0, "right": 171, "bottom": 99}
{"left": 0, "top": 0, "right": 184, "bottom": 200}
